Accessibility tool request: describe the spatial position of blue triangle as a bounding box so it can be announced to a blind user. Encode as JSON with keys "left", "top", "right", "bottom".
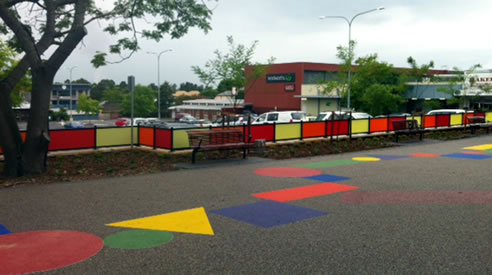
{"left": 0, "top": 224, "right": 11, "bottom": 235}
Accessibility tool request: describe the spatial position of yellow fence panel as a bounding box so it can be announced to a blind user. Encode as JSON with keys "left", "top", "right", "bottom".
{"left": 173, "top": 128, "right": 208, "bottom": 149}
{"left": 97, "top": 128, "right": 138, "bottom": 147}
{"left": 276, "top": 123, "right": 301, "bottom": 140}
{"left": 351, "top": 119, "right": 369, "bottom": 134}
{"left": 407, "top": 116, "right": 422, "bottom": 127}
{"left": 486, "top": 112, "right": 492, "bottom": 122}
{"left": 450, "top": 114, "right": 463, "bottom": 126}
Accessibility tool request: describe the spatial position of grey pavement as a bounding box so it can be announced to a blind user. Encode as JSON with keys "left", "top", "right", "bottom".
{"left": 1, "top": 135, "right": 492, "bottom": 274}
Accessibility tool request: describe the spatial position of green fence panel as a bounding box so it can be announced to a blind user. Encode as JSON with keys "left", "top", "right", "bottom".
{"left": 351, "top": 119, "right": 369, "bottom": 134}
{"left": 276, "top": 123, "right": 301, "bottom": 141}
{"left": 96, "top": 127, "right": 138, "bottom": 147}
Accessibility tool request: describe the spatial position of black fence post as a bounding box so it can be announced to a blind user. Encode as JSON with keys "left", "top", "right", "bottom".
{"left": 137, "top": 124, "right": 140, "bottom": 147}
{"left": 348, "top": 112, "right": 352, "bottom": 141}
{"left": 387, "top": 114, "right": 390, "bottom": 133}
{"left": 153, "top": 125, "right": 157, "bottom": 150}
{"left": 330, "top": 111, "right": 335, "bottom": 142}
{"left": 94, "top": 125, "right": 97, "bottom": 150}
{"left": 368, "top": 116, "right": 371, "bottom": 134}
{"left": 300, "top": 120, "right": 303, "bottom": 141}
{"left": 273, "top": 122, "right": 277, "bottom": 143}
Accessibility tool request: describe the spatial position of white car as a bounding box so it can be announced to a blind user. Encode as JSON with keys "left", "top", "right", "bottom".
{"left": 425, "top": 109, "right": 467, "bottom": 115}
{"left": 315, "top": 111, "right": 373, "bottom": 121}
{"left": 253, "top": 111, "right": 307, "bottom": 124}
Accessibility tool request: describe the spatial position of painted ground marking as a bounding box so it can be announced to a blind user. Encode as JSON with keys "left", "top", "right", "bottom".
{"left": 104, "top": 230, "right": 173, "bottom": 249}
{"left": 367, "top": 155, "right": 409, "bottom": 161}
{"left": 410, "top": 153, "right": 440, "bottom": 158}
{"left": 461, "top": 151, "right": 487, "bottom": 155}
{"left": 294, "top": 159, "right": 359, "bottom": 169}
{"left": 254, "top": 167, "right": 322, "bottom": 178}
{"left": 0, "top": 231, "right": 103, "bottom": 275}
{"left": 463, "top": 144, "right": 492, "bottom": 151}
{"left": 106, "top": 207, "right": 214, "bottom": 236}
{"left": 304, "top": 174, "right": 351, "bottom": 182}
{"left": 210, "top": 201, "right": 328, "bottom": 228}
{"left": 0, "top": 225, "right": 10, "bottom": 236}
{"left": 340, "top": 191, "right": 492, "bottom": 204}
{"left": 253, "top": 183, "right": 359, "bottom": 202}
{"left": 441, "top": 153, "right": 492, "bottom": 160}
{"left": 353, "top": 157, "right": 381, "bottom": 162}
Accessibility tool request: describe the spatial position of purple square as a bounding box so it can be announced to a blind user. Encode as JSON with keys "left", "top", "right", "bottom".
{"left": 304, "top": 174, "right": 351, "bottom": 182}
{"left": 210, "top": 201, "right": 328, "bottom": 228}
{"left": 441, "top": 153, "right": 492, "bottom": 160}
{"left": 368, "top": 155, "right": 409, "bottom": 160}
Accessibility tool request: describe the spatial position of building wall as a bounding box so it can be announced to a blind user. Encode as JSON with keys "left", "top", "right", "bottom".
{"left": 245, "top": 63, "right": 343, "bottom": 114}
{"left": 301, "top": 99, "right": 338, "bottom": 116}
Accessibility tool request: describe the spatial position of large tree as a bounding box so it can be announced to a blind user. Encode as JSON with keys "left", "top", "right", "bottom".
{"left": 0, "top": 0, "right": 215, "bottom": 177}
{"left": 192, "top": 35, "right": 274, "bottom": 95}
{"left": 121, "top": 85, "right": 157, "bottom": 117}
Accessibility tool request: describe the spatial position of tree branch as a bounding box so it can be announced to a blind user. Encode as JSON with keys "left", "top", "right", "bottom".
{"left": 0, "top": 2, "right": 42, "bottom": 68}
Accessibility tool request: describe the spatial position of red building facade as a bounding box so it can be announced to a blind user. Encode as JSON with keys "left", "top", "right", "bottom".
{"left": 245, "top": 62, "right": 343, "bottom": 114}
{"left": 245, "top": 62, "right": 451, "bottom": 114}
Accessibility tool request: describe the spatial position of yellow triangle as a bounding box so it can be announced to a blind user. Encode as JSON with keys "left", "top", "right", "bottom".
{"left": 106, "top": 207, "right": 214, "bottom": 236}
{"left": 463, "top": 144, "right": 492, "bottom": 151}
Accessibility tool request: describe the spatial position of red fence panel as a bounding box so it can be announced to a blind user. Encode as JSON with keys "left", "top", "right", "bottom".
{"left": 249, "top": 124, "right": 274, "bottom": 142}
{"left": 139, "top": 127, "right": 154, "bottom": 147}
{"left": 370, "top": 118, "right": 388, "bottom": 133}
{"left": 424, "top": 115, "right": 436, "bottom": 128}
{"left": 49, "top": 129, "right": 95, "bottom": 151}
{"left": 303, "top": 122, "right": 326, "bottom": 138}
{"left": 330, "top": 120, "right": 349, "bottom": 136}
{"left": 388, "top": 117, "right": 406, "bottom": 131}
{"left": 436, "top": 114, "right": 450, "bottom": 127}
{"left": 155, "top": 128, "right": 172, "bottom": 149}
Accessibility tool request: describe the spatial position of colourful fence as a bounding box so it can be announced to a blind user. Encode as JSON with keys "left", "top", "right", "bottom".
{"left": 2, "top": 112, "right": 492, "bottom": 155}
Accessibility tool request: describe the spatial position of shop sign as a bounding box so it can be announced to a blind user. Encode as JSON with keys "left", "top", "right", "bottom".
{"left": 266, "top": 73, "right": 296, "bottom": 83}
{"left": 284, "top": 84, "right": 296, "bottom": 92}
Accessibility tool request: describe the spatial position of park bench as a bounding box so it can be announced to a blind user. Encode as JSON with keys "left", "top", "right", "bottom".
{"left": 465, "top": 116, "right": 490, "bottom": 134}
{"left": 392, "top": 119, "right": 425, "bottom": 143}
{"left": 187, "top": 129, "right": 253, "bottom": 163}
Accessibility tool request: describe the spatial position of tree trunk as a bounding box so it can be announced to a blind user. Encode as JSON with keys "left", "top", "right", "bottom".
{"left": 22, "top": 68, "right": 54, "bottom": 175}
{"left": 0, "top": 88, "right": 24, "bottom": 177}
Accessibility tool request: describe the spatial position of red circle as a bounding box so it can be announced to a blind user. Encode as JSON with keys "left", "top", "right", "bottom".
{"left": 255, "top": 167, "right": 322, "bottom": 178}
{"left": 0, "top": 231, "right": 103, "bottom": 274}
{"left": 410, "top": 153, "right": 440, "bottom": 158}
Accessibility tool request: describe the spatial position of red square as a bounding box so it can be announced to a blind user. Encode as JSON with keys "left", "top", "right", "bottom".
{"left": 253, "top": 183, "right": 359, "bottom": 202}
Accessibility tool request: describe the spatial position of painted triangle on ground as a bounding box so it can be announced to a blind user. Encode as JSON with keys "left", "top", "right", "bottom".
{"left": 463, "top": 144, "right": 492, "bottom": 151}
{"left": 106, "top": 207, "right": 214, "bottom": 236}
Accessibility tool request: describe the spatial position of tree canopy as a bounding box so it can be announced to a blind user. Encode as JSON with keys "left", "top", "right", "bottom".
{"left": 0, "top": 0, "right": 216, "bottom": 176}
{"left": 121, "top": 85, "right": 157, "bottom": 117}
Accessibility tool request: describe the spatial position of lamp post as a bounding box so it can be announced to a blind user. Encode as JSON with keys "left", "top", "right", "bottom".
{"left": 67, "top": 66, "right": 76, "bottom": 121}
{"left": 147, "top": 49, "right": 173, "bottom": 119}
{"left": 320, "top": 7, "right": 384, "bottom": 110}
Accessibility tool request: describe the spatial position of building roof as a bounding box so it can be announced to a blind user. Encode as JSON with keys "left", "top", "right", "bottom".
{"left": 173, "top": 90, "right": 200, "bottom": 97}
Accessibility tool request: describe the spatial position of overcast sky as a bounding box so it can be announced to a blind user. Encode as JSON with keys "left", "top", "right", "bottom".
{"left": 54, "top": 0, "right": 492, "bottom": 87}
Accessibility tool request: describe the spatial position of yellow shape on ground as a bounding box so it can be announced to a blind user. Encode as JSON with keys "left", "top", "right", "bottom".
{"left": 463, "top": 144, "right": 492, "bottom": 151}
{"left": 106, "top": 207, "right": 214, "bottom": 236}
{"left": 352, "top": 157, "right": 381, "bottom": 162}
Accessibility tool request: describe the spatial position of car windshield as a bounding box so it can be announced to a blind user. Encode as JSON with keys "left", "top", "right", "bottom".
{"left": 315, "top": 113, "right": 328, "bottom": 121}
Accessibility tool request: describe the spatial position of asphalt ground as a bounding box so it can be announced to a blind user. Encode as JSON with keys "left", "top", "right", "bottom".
{"left": 1, "top": 136, "right": 492, "bottom": 274}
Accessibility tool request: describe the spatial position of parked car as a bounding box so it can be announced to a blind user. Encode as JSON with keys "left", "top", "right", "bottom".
{"left": 425, "top": 109, "right": 467, "bottom": 115}
{"left": 63, "top": 121, "right": 85, "bottom": 129}
{"left": 375, "top": 113, "right": 411, "bottom": 118}
{"left": 315, "top": 111, "right": 373, "bottom": 121}
{"left": 115, "top": 117, "right": 130, "bottom": 127}
{"left": 253, "top": 111, "right": 307, "bottom": 124}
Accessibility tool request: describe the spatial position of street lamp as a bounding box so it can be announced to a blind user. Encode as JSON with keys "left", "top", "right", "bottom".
{"left": 67, "top": 66, "right": 76, "bottom": 121}
{"left": 147, "top": 49, "right": 173, "bottom": 119}
{"left": 320, "top": 7, "right": 384, "bottom": 110}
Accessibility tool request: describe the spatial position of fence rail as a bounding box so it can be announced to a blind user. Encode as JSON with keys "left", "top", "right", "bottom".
{"left": 1, "top": 112, "right": 491, "bottom": 155}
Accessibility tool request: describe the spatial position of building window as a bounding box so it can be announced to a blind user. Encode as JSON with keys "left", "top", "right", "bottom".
{"left": 304, "top": 71, "right": 338, "bottom": 84}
